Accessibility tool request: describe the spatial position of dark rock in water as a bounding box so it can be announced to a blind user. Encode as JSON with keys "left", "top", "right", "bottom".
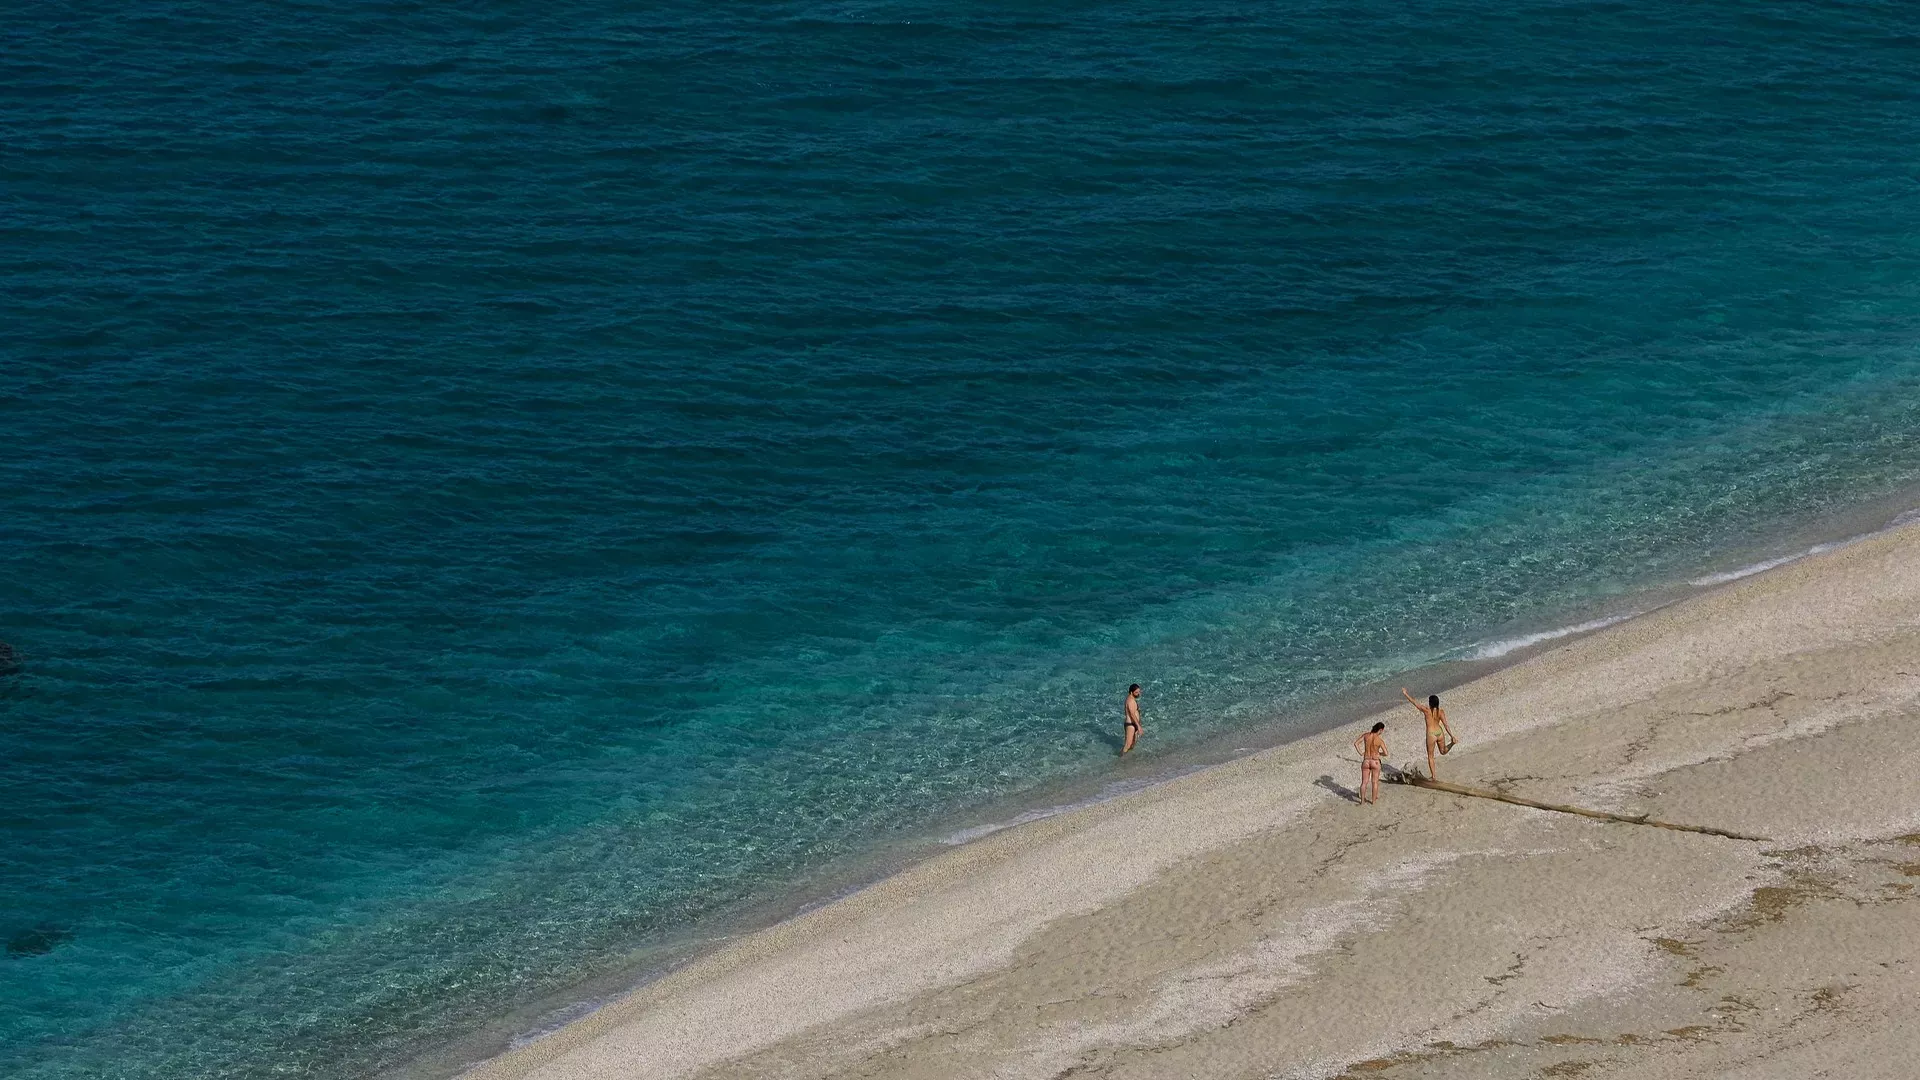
{"left": 0, "top": 640, "right": 16, "bottom": 673}
{"left": 7, "top": 926, "right": 73, "bottom": 958}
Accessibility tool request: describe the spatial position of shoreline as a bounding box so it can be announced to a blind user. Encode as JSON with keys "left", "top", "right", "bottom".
{"left": 460, "top": 511, "right": 1920, "bottom": 1076}
{"left": 391, "top": 616, "right": 1614, "bottom": 1080}
{"left": 413, "top": 495, "right": 1920, "bottom": 1080}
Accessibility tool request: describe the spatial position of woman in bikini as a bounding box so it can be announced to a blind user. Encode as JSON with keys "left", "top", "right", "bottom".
{"left": 1353, "top": 721, "right": 1387, "bottom": 804}
{"left": 1403, "top": 688, "right": 1457, "bottom": 780}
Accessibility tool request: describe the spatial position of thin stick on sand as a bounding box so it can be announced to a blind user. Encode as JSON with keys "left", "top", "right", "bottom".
{"left": 1384, "top": 769, "right": 1771, "bottom": 843}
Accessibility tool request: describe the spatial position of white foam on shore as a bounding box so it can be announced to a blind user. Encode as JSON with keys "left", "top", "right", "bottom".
{"left": 942, "top": 805, "right": 1075, "bottom": 846}
{"left": 1687, "top": 535, "right": 1872, "bottom": 586}
{"left": 1685, "top": 506, "right": 1920, "bottom": 588}
{"left": 1471, "top": 508, "right": 1920, "bottom": 662}
{"left": 1688, "top": 551, "right": 1807, "bottom": 587}
{"left": 1468, "top": 613, "right": 1637, "bottom": 660}
{"left": 508, "top": 997, "right": 618, "bottom": 1050}
{"left": 940, "top": 770, "right": 1200, "bottom": 846}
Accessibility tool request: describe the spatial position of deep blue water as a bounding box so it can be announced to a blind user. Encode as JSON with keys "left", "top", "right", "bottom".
{"left": 8, "top": 1, "right": 1920, "bottom": 1076}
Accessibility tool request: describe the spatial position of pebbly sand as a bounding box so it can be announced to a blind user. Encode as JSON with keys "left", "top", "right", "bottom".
{"left": 461, "top": 521, "right": 1920, "bottom": 1080}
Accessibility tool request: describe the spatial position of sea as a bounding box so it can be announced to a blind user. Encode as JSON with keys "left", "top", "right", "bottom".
{"left": 7, "top": 1, "right": 1920, "bottom": 1077}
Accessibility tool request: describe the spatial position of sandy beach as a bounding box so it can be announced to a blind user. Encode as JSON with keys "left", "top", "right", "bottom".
{"left": 461, "top": 521, "right": 1920, "bottom": 1080}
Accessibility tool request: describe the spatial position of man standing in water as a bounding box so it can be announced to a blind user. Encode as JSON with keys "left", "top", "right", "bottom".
{"left": 1403, "top": 687, "right": 1457, "bottom": 780}
{"left": 1122, "top": 683, "right": 1142, "bottom": 754}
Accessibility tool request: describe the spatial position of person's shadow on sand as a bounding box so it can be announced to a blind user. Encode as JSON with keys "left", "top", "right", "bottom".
{"left": 1315, "top": 774, "right": 1361, "bottom": 803}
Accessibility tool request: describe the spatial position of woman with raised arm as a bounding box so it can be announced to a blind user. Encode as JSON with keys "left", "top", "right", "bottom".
{"left": 1402, "top": 688, "right": 1456, "bottom": 780}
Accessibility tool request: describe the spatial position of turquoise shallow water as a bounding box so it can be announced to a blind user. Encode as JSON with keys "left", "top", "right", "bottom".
{"left": 7, "top": 1, "right": 1920, "bottom": 1076}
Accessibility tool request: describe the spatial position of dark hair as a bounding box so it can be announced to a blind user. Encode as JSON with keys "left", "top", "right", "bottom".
{"left": 1370, "top": 721, "right": 1385, "bottom": 733}
{"left": 1428, "top": 694, "right": 1440, "bottom": 709}
{"left": 1128, "top": 683, "right": 1140, "bottom": 693}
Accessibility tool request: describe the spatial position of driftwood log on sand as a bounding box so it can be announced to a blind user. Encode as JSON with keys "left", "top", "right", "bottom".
{"left": 1385, "top": 769, "right": 1771, "bottom": 843}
